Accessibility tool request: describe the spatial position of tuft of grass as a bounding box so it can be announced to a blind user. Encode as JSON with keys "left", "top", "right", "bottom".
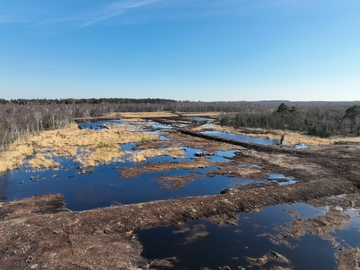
{"left": 97, "top": 142, "right": 110, "bottom": 148}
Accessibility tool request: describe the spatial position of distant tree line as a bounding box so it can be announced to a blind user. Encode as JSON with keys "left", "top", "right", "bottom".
{"left": 1, "top": 99, "right": 360, "bottom": 152}
{"left": 219, "top": 103, "right": 360, "bottom": 138}
{"left": 4, "top": 98, "right": 177, "bottom": 105}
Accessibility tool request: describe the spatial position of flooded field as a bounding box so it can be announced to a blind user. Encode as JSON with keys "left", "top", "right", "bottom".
{"left": 1, "top": 112, "right": 360, "bottom": 269}
{"left": 0, "top": 119, "right": 295, "bottom": 211}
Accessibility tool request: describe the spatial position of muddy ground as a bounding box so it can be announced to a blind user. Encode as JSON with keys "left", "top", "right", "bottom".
{"left": 1, "top": 115, "right": 360, "bottom": 269}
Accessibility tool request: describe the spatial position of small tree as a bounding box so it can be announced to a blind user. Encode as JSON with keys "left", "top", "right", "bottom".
{"left": 289, "top": 106, "right": 298, "bottom": 114}
{"left": 276, "top": 103, "right": 289, "bottom": 130}
{"left": 344, "top": 105, "right": 360, "bottom": 136}
{"left": 276, "top": 103, "right": 289, "bottom": 114}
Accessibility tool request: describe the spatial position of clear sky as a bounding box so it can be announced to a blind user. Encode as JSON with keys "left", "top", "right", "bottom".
{"left": 1, "top": 0, "right": 359, "bottom": 101}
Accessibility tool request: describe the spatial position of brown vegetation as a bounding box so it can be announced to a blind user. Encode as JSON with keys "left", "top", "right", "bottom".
{"left": 0, "top": 123, "right": 165, "bottom": 172}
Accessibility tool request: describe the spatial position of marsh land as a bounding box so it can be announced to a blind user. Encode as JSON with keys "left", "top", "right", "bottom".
{"left": 1, "top": 111, "right": 360, "bottom": 269}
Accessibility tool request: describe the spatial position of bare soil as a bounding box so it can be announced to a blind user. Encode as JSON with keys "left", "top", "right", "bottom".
{"left": 336, "top": 249, "right": 360, "bottom": 270}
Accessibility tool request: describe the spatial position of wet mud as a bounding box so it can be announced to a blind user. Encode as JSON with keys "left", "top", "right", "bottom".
{"left": 336, "top": 249, "right": 360, "bottom": 270}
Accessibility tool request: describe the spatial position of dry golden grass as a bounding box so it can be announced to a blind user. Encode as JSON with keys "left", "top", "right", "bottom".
{"left": 28, "top": 153, "right": 59, "bottom": 169}
{"left": 75, "top": 145, "right": 129, "bottom": 167}
{"left": 130, "top": 147, "right": 184, "bottom": 162}
{"left": 0, "top": 141, "right": 33, "bottom": 172}
{"left": 0, "top": 123, "right": 159, "bottom": 172}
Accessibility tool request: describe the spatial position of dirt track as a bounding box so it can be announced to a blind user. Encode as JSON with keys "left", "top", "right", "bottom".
{"left": 1, "top": 115, "right": 360, "bottom": 269}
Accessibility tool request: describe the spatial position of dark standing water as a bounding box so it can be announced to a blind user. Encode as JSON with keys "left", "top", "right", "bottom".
{"left": 184, "top": 116, "right": 214, "bottom": 121}
{"left": 0, "top": 149, "right": 293, "bottom": 211}
{"left": 201, "top": 131, "right": 278, "bottom": 145}
{"left": 0, "top": 119, "right": 300, "bottom": 211}
{"left": 0, "top": 121, "right": 297, "bottom": 210}
{"left": 136, "top": 203, "right": 360, "bottom": 269}
{"left": 78, "top": 120, "right": 125, "bottom": 130}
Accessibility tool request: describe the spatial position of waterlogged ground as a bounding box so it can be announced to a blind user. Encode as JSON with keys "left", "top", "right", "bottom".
{"left": 136, "top": 202, "right": 360, "bottom": 269}
{"left": 0, "top": 121, "right": 295, "bottom": 211}
{"left": 1, "top": 113, "right": 360, "bottom": 269}
{"left": 201, "top": 131, "right": 279, "bottom": 145}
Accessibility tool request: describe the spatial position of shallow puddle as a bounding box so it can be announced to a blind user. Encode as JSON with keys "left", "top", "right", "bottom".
{"left": 282, "top": 142, "right": 309, "bottom": 149}
{"left": 268, "top": 173, "right": 297, "bottom": 185}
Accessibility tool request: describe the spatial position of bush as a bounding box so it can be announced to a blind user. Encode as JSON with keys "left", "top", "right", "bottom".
{"left": 307, "top": 125, "right": 333, "bottom": 138}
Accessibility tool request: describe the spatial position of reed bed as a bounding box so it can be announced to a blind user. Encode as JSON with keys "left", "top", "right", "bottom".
{"left": 0, "top": 123, "right": 160, "bottom": 172}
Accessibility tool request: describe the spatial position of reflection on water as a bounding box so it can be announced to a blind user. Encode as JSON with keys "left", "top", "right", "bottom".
{"left": 0, "top": 172, "right": 11, "bottom": 201}
{"left": 120, "top": 142, "right": 136, "bottom": 151}
{"left": 1, "top": 152, "right": 286, "bottom": 211}
{"left": 201, "top": 131, "right": 278, "bottom": 145}
{"left": 0, "top": 120, "right": 296, "bottom": 210}
{"left": 184, "top": 116, "right": 214, "bottom": 121}
{"left": 144, "top": 120, "right": 174, "bottom": 130}
{"left": 268, "top": 173, "right": 297, "bottom": 185}
{"left": 78, "top": 120, "right": 125, "bottom": 130}
{"left": 0, "top": 148, "right": 296, "bottom": 211}
{"left": 137, "top": 203, "right": 360, "bottom": 269}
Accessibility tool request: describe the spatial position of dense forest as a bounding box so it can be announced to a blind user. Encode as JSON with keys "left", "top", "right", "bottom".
{"left": 0, "top": 99, "right": 359, "bottom": 152}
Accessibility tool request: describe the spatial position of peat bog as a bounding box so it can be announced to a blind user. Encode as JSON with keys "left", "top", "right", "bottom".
{"left": 1, "top": 112, "right": 360, "bottom": 269}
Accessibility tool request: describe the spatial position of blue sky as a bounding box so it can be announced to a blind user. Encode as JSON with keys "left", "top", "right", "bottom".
{"left": 1, "top": 0, "right": 359, "bottom": 101}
